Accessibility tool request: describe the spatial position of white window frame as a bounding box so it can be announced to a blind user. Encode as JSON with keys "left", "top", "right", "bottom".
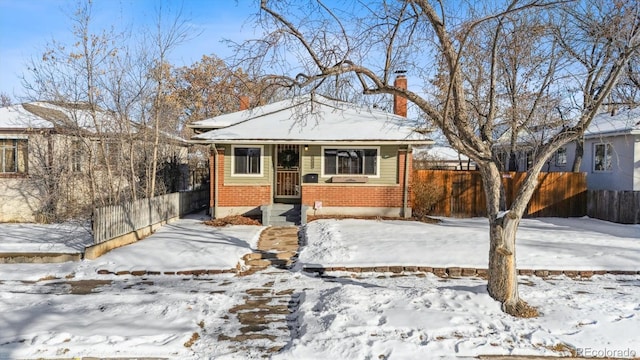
{"left": 231, "top": 145, "right": 264, "bottom": 177}
{"left": 592, "top": 143, "right": 613, "bottom": 173}
{"left": 555, "top": 147, "right": 567, "bottom": 167}
{"left": 320, "top": 145, "right": 380, "bottom": 178}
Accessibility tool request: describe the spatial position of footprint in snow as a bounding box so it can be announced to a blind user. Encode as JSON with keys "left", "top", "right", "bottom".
{"left": 577, "top": 319, "right": 597, "bottom": 326}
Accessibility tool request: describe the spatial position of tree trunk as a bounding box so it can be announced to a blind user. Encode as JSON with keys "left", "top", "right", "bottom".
{"left": 571, "top": 138, "right": 584, "bottom": 172}
{"left": 479, "top": 164, "right": 538, "bottom": 318}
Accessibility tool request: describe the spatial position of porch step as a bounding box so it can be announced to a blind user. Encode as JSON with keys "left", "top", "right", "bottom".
{"left": 266, "top": 204, "right": 301, "bottom": 226}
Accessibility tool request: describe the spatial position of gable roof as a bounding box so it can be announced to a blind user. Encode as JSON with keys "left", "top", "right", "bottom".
{"left": 585, "top": 107, "right": 640, "bottom": 138}
{"left": 190, "top": 94, "right": 433, "bottom": 145}
{"left": 0, "top": 104, "right": 56, "bottom": 130}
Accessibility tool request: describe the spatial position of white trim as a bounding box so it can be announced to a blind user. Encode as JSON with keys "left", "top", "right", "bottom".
{"left": 231, "top": 145, "right": 264, "bottom": 177}
{"left": 592, "top": 143, "right": 613, "bottom": 173}
{"left": 320, "top": 145, "right": 381, "bottom": 179}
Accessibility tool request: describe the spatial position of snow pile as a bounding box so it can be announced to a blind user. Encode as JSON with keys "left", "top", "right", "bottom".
{"left": 300, "top": 217, "right": 640, "bottom": 270}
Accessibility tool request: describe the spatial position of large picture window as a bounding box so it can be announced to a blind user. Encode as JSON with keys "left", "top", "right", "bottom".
{"left": 323, "top": 147, "right": 378, "bottom": 176}
{"left": 593, "top": 143, "right": 612, "bottom": 172}
{"left": 0, "top": 139, "right": 28, "bottom": 174}
{"left": 232, "top": 146, "right": 262, "bottom": 176}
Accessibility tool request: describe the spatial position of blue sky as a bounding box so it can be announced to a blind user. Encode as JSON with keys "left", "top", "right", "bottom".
{"left": 0, "top": 0, "right": 260, "bottom": 100}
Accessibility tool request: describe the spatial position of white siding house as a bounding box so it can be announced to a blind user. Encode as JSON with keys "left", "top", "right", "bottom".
{"left": 580, "top": 109, "right": 640, "bottom": 191}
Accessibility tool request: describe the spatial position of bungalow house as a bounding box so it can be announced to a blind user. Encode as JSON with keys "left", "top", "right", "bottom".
{"left": 0, "top": 102, "right": 190, "bottom": 223}
{"left": 190, "top": 77, "right": 434, "bottom": 225}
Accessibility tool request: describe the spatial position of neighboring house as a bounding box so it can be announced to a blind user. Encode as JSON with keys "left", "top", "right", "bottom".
{"left": 578, "top": 108, "right": 640, "bottom": 191}
{"left": 0, "top": 102, "right": 190, "bottom": 223}
{"left": 190, "top": 79, "right": 433, "bottom": 223}
{"left": 493, "top": 108, "right": 640, "bottom": 191}
{"left": 413, "top": 145, "right": 477, "bottom": 170}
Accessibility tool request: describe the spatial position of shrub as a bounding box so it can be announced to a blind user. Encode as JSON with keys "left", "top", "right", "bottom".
{"left": 412, "top": 180, "right": 443, "bottom": 219}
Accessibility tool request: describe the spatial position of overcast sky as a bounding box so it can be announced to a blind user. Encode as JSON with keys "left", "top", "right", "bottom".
{"left": 0, "top": 0, "right": 260, "bottom": 100}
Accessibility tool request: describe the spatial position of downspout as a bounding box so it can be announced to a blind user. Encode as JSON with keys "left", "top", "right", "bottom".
{"left": 212, "top": 145, "right": 219, "bottom": 218}
{"left": 403, "top": 145, "right": 412, "bottom": 218}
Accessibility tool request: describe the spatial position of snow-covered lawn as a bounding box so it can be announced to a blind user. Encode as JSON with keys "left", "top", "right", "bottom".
{"left": 91, "top": 218, "right": 264, "bottom": 273}
{"left": 300, "top": 217, "right": 640, "bottom": 270}
{"left": 0, "top": 216, "right": 638, "bottom": 359}
{"left": 0, "top": 222, "right": 91, "bottom": 253}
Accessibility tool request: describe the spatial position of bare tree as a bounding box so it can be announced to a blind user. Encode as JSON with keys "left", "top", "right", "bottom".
{"left": 0, "top": 92, "right": 12, "bottom": 107}
{"left": 244, "top": 0, "right": 640, "bottom": 316}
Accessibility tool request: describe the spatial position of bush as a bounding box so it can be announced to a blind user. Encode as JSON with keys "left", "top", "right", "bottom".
{"left": 412, "top": 180, "right": 443, "bottom": 219}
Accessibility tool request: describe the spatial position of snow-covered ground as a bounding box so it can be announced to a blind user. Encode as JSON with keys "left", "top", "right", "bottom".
{"left": 0, "top": 216, "right": 638, "bottom": 359}
{"left": 300, "top": 217, "right": 640, "bottom": 270}
{"left": 0, "top": 222, "right": 92, "bottom": 253}
{"left": 91, "top": 218, "right": 264, "bottom": 273}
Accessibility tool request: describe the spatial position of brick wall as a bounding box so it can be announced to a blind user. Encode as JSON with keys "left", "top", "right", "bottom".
{"left": 210, "top": 149, "right": 271, "bottom": 209}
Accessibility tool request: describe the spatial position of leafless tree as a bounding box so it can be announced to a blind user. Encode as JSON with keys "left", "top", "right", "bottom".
{"left": 0, "top": 92, "right": 12, "bottom": 107}
{"left": 243, "top": 0, "right": 640, "bottom": 316}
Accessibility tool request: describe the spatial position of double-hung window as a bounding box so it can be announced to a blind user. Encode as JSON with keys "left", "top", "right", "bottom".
{"left": 232, "top": 146, "right": 262, "bottom": 176}
{"left": 555, "top": 147, "right": 567, "bottom": 167}
{"left": 323, "top": 147, "right": 378, "bottom": 176}
{"left": 593, "top": 143, "right": 612, "bottom": 172}
{"left": 0, "top": 139, "right": 28, "bottom": 174}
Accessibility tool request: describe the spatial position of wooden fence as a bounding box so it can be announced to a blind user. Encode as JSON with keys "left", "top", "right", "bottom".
{"left": 92, "top": 189, "right": 208, "bottom": 244}
{"left": 413, "top": 170, "right": 587, "bottom": 218}
{"left": 587, "top": 190, "right": 640, "bottom": 224}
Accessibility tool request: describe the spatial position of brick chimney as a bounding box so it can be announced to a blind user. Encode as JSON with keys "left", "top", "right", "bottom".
{"left": 393, "top": 72, "right": 407, "bottom": 117}
{"left": 239, "top": 96, "right": 250, "bottom": 111}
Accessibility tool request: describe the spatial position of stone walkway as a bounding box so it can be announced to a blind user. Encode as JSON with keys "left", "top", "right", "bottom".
{"left": 222, "top": 226, "right": 302, "bottom": 356}
{"left": 242, "top": 226, "right": 300, "bottom": 274}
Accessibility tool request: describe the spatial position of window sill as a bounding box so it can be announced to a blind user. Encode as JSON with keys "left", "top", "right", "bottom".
{"left": 330, "top": 176, "right": 369, "bottom": 183}
{"left": 0, "top": 173, "right": 29, "bottom": 179}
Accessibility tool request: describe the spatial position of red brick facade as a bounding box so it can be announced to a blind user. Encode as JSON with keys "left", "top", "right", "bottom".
{"left": 210, "top": 149, "right": 271, "bottom": 209}
{"left": 209, "top": 147, "right": 413, "bottom": 213}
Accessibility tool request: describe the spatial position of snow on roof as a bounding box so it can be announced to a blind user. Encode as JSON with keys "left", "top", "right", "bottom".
{"left": 413, "top": 145, "right": 470, "bottom": 161}
{"left": 0, "top": 102, "right": 114, "bottom": 131}
{"left": 585, "top": 107, "right": 640, "bottom": 137}
{"left": 192, "top": 94, "right": 432, "bottom": 144}
{"left": 0, "top": 104, "right": 55, "bottom": 129}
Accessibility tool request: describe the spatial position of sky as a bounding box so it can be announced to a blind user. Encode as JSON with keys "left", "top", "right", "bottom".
{"left": 0, "top": 0, "right": 261, "bottom": 100}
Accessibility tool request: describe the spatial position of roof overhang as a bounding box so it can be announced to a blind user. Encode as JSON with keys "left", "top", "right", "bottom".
{"left": 189, "top": 139, "right": 434, "bottom": 146}
{"left": 584, "top": 129, "right": 639, "bottom": 139}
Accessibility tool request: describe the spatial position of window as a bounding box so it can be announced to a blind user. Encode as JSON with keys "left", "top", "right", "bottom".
{"left": 232, "top": 146, "right": 262, "bottom": 176}
{"left": 323, "top": 147, "right": 378, "bottom": 176}
{"left": 555, "top": 147, "right": 567, "bottom": 167}
{"left": 593, "top": 143, "right": 612, "bottom": 172}
{"left": 0, "top": 139, "right": 28, "bottom": 174}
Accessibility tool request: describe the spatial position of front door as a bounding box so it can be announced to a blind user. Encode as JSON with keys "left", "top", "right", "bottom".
{"left": 275, "top": 144, "right": 301, "bottom": 199}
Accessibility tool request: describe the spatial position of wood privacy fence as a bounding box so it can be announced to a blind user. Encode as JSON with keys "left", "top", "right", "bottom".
{"left": 92, "top": 190, "right": 208, "bottom": 244}
{"left": 413, "top": 170, "right": 587, "bottom": 218}
{"left": 587, "top": 190, "right": 640, "bottom": 224}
